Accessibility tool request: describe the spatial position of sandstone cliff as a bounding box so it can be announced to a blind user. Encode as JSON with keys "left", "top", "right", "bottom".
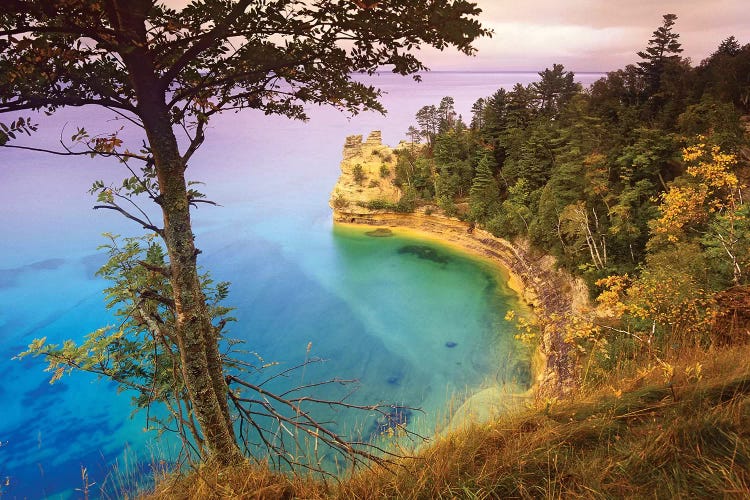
{"left": 329, "top": 131, "right": 405, "bottom": 213}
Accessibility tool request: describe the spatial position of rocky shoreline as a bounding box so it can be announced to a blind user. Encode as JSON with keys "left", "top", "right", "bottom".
{"left": 330, "top": 132, "right": 589, "bottom": 395}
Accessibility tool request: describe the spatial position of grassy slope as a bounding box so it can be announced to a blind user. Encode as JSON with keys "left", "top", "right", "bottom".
{"left": 143, "top": 345, "right": 750, "bottom": 499}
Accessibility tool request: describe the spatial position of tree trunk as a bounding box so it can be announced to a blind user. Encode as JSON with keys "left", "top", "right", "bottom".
{"left": 150, "top": 136, "right": 241, "bottom": 465}
{"left": 138, "top": 88, "right": 242, "bottom": 465}
{"left": 110, "top": 4, "right": 242, "bottom": 465}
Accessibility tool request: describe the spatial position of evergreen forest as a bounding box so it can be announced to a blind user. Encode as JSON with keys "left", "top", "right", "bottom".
{"left": 388, "top": 16, "right": 750, "bottom": 377}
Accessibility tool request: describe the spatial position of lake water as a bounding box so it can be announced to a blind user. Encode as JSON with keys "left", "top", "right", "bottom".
{"left": 0, "top": 71, "right": 603, "bottom": 498}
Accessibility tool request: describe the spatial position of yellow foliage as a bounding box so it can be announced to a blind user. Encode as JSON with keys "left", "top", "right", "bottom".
{"left": 685, "top": 362, "right": 703, "bottom": 383}
{"left": 658, "top": 359, "right": 675, "bottom": 384}
{"left": 595, "top": 274, "right": 630, "bottom": 317}
{"left": 653, "top": 185, "right": 709, "bottom": 242}
{"left": 505, "top": 309, "right": 539, "bottom": 345}
{"left": 651, "top": 140, "right": 741, "bottom": 244}
{"left": 595, "top": 251, "right": 718, "bottom": 353}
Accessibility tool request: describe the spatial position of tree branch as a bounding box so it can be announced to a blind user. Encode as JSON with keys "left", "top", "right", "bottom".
{"left": 138, "top": 260, "right": 172, "bottom": 277}
{"left": 93, "top": 203, "right": 164, "bottom": 236}
{"left": 181, "top": 117, "right": 206, "bottom": 164}
{"left": 0, "top": 96, "right": 137, "bottom": 114}
{"left": 158, "top": 0, "right": 253, "bottom": 90}
{"left": 0, "top": 143, "right": 148, "bottom": 162}
{"left": 139, "top": 288, "right": 176, "bottom": 310}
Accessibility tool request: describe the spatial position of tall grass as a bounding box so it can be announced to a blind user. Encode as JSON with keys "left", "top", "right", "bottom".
{"left": 143, "top": 344, "right": 750, "bottom": 499}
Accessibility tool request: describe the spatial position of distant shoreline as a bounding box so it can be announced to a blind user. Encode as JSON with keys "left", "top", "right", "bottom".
{"left": 417, "top": 69, "right": 608, "bottom": 75}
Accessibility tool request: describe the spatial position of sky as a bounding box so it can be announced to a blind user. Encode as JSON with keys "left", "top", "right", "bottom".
{"left": 164, "top": 1, "right": 746, "bottom": 72}
{"left": 432, "top": 0, "right": 750, "bottom": 72}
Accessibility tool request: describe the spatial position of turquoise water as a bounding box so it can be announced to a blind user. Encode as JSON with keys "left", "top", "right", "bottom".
{"left": 228, "top": 224, "right": 529, "bottom": 428}
{"left": 0, "top": 71, "right": 602, "bottom": 498}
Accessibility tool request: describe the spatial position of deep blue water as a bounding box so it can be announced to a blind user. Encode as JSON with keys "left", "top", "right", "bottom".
{"left": 0, "top": 71, "right": 603, "bottom": 498}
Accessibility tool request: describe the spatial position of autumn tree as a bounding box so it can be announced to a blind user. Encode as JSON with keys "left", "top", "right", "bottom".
{"left": 651, "top": 140, "right": 747, "bottom": 284}
{"left": 0, "top": 0, "right": 490, "bottom": 466}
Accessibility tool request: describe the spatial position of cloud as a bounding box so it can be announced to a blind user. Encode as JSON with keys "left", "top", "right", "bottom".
{"left": 154, "top": 1, "right": 748, "bottom": 72}
{"left": 470, "top": 22, "right": 641, "bottom": 70}
{"left": 452, "top": 0, "right": 750, "bottom": 71}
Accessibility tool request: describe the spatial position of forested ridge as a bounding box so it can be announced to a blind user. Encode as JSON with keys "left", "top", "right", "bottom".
{"left": 376, "top": 16, "right": 750, "bottom": 382}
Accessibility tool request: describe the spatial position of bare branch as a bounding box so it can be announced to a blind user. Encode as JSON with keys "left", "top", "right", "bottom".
{"left": 93, "top": 203, "right": 165, "bottom": 236}
{"left": 104, "top": 105, "right": 144, "bottom": 129}
{"left": 0, "top": 143, "right": 148, "bottom": 162}
{"left": 113, "top": 191, "right": 157, "bottom": 229}
{"left": 181, "top": 117, "right": 206, "bottom": 164}
{"left": 226, "top": 374, "right": 425, "bottom": 473}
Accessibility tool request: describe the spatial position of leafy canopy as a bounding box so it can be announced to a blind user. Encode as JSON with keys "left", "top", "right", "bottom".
{"left": 0, "top": 0, "right": 490, "bottom": 129}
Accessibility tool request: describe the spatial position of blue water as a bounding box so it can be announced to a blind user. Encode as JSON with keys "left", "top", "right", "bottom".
{"left": 0, "top": 71, "right": 603, "bottom": 498}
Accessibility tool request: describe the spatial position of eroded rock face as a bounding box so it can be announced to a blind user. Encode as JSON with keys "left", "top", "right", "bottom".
{"left": 329, "top": 131, "right": 403, "bottom": 213}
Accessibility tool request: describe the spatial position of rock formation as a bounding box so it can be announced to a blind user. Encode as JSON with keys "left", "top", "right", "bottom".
{"left": 329, "top": 131, "right": 403, "bottom": 215}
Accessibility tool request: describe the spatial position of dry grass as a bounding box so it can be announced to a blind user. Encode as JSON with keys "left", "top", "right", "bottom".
{"left": 143, "top": 345, "right": 750, "bottom": 499}
{"left": 142, "top": 462, "right": 328, "bottom": 500}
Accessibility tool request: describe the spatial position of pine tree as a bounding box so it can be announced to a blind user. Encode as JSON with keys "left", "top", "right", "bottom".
{"left": 416, "top": 105, "right": 439, "bottom": 145}
{"left": 637, "top": 14, "right": 684, "bottom": 95}
{"left": 714, "top": 36, "right": 742, "bottom": 57}
{"left": 532, "top": 64, "right": 580, "bottom": 117}
{"left": 437, "top": 96, "right": 457, "bottom": 133}
{"left": 470, "top": 97, "right": 486, "bottom": 129}
{"left": 469, "top": 152, "right": 500, "bottom": 222}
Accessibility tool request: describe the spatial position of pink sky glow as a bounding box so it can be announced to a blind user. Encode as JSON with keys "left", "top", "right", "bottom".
{"left": 161, "top": 1, "right": 750, "bottom": 73}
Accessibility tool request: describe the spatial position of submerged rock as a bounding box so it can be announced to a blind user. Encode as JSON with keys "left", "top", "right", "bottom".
{"left": 365, "top": 228, "right": 394, "bottom": 238}
{"left": 397, "top": 245, "right": 450, "bottom": 264}
{"left": 369, "top": 405, "right": 412, "bottom": 439}
{"left": 445, "top": 341, "right": 457, "bottom": 348}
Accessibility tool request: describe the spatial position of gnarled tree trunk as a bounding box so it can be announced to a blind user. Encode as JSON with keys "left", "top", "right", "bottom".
{"left": 111, "top": 5, "right": 242, "bottom": 465}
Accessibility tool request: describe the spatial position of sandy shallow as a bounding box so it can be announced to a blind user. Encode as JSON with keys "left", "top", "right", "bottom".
{"left": 333, "top": 212, "right": 542, "bottom": 309}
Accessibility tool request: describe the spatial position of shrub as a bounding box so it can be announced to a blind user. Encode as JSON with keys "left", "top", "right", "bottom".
{"left": 352, "top": 164, "right": 365, "bottom": 184}
{"left": 358, "top": 199, "right": 397, "bottom": 210}
{"left": 332, "top": 194, "right": 348, "bottom": 209}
